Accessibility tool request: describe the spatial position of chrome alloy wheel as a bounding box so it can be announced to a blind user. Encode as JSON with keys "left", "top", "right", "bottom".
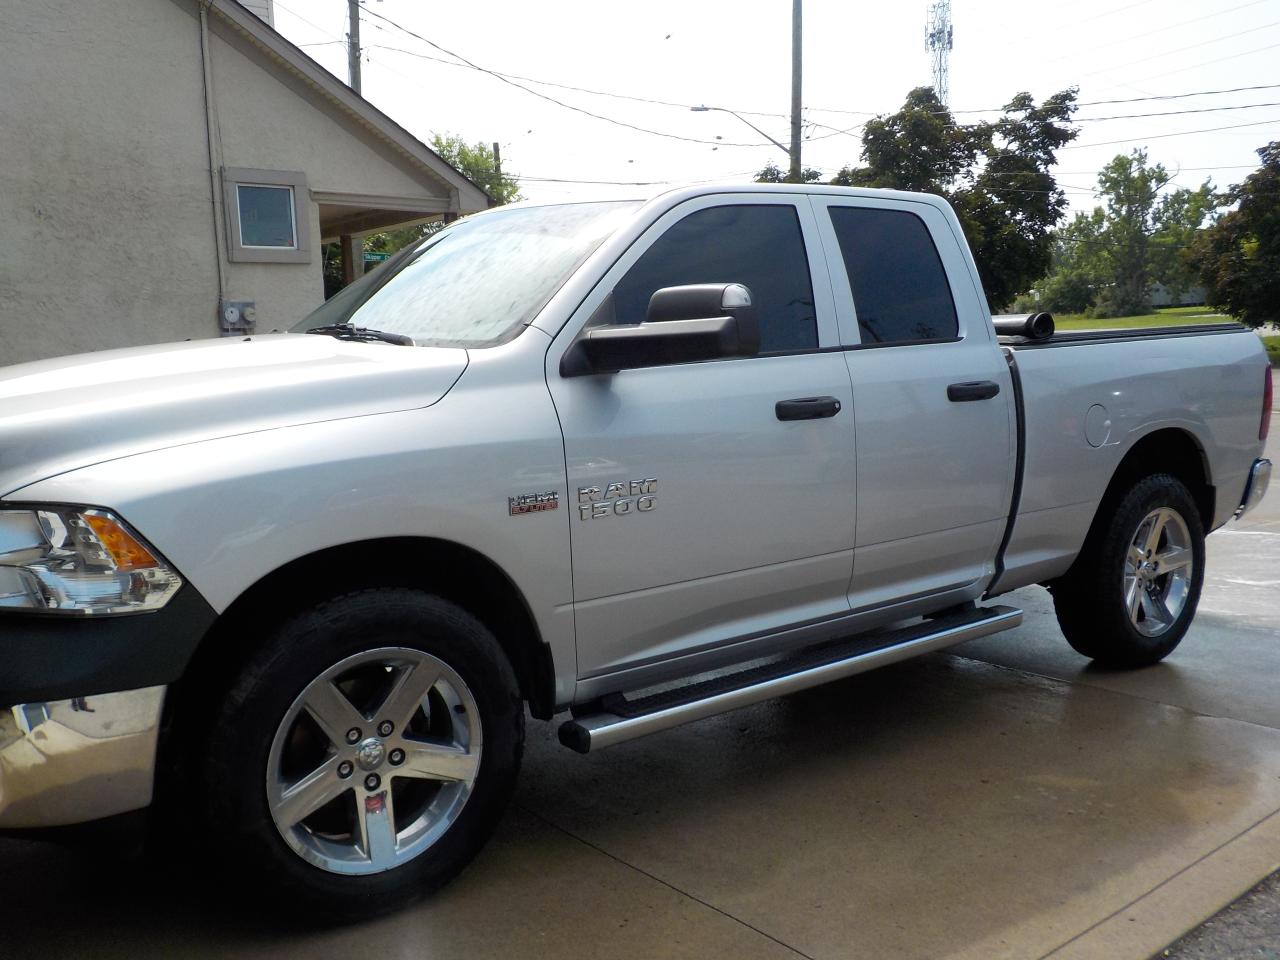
{"left": 1123, "top": 507, "right": 1194, "bottom": 638}
{"left": 266, "top": 647, "right": 482, "bottom": 876}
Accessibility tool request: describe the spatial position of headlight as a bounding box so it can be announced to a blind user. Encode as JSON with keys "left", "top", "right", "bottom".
{"left": 0, "top": 507, "right": 182, "bottom": 614}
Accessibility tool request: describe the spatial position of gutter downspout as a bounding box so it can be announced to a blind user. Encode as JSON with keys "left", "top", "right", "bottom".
{"left": 198, "top": 1, "right": 229, "bottom": 330}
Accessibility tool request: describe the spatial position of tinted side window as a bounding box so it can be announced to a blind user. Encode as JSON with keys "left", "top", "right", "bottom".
{"left": 611, "top": 205, "right": 817, "bottom": 354}
{"left": 827, "top": 207, "right": 958, "bottom": 344}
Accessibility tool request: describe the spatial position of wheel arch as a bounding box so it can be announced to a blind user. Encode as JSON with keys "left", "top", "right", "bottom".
{"left": 195, "top": 536, "right": 554, "bottom": 718}
{"left": 1063, "top": 427, "right": 1214, "bottom": 585}
{"left": 1106, "top": 427, "right": 1215, "bottom": 529}
{"left": 154, "top": 536, "right": 557, "bottom": 813}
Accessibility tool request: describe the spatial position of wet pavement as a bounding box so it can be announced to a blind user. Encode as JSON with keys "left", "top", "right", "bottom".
{"left": 1, "top": 432, "right": 1276, "bottom": 960}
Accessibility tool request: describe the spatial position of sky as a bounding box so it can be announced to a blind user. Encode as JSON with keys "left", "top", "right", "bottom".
{"left": 270, "top": 0, "right": 1280, "bottom": 214}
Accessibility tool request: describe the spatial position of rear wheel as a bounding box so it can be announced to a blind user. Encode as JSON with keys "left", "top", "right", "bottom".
{"left": 1051, "top": 473, "right": 1205, "bottom": 667}
{"left": 201, "top": 588, "right": 523, "bottom": 917}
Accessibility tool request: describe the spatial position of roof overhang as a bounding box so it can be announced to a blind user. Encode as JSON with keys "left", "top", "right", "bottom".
{"left": 208, "top": 0, "right": 492, "bottom": 214}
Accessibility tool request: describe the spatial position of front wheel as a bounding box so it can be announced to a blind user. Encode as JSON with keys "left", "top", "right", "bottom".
{"left": 201, "top": 589, "right": 524, "bottom": 917}
{"left": 1051, "top": 473, "right": 1205, "bottom": 667}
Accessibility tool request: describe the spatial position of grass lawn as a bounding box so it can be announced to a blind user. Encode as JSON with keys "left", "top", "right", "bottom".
{"left": 1049, "top": 305, "right": 1230, "bottom": 330}
{"left": 1263, "top": 335, "right": 1280, "bottom": 365}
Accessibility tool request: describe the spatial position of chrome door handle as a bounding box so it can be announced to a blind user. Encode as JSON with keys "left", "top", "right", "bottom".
{"left": 947, "top": 381, "right": 1000, "bottom": 402}
{"left": 776, "top": 396, "right": 842, "bottom": 421}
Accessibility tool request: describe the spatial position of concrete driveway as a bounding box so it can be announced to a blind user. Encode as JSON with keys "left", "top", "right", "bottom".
{"left": 1, "top": 435, "right": 1276, "bottom": 960}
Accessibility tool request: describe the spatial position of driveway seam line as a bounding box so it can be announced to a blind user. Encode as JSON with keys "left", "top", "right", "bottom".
{"left": 1032, "top": 805, "right": 1280, "bottom": 960}
{"left": 516, "top": 802, "right": 817, "bottom": 960}
{"left": 945, "top": 652, "right": 1280, "bottom": 733}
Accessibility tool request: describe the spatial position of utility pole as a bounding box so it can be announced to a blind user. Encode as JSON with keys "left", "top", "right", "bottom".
{"left": 347, "top": 0, "right": 362, "bottom": 94}
{"left": 492, "top": 142, "right": 502, "bottom": 180}
{"left": 789, "top": 0, "right": 802, "bottom": 182}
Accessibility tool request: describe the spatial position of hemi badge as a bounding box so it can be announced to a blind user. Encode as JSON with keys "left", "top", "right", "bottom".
{"left": 509, "top": 491, "right": 560, "bottom": 516}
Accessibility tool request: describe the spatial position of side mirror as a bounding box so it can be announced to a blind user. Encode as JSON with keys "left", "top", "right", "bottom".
{"left": 563, "top": 283, "right": 759, "bottom": 376}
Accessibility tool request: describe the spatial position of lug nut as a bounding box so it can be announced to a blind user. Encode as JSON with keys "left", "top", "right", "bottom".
{"left": 345, "top": 727, "right": 361, "bottom": 744}
{"left": 377, "top": 720, "right": 394, "bottom": 737}
{"left": 337, "top": 761, "right": 354, "bottom": 779}
{"left": 389, "top": 748, "right": 405, "bottom": 766}
{"left": 364, "top": 773, "right": 381, "bottom": 791}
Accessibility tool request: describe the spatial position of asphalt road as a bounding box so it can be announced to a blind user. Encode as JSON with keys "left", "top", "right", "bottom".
{"left": 0, "top": 431, "right": 1276, "bottom": 960}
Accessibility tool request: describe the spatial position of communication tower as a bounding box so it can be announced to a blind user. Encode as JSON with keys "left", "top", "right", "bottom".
{"left": 925, "top": 1, "right": 954, "bottom": 105}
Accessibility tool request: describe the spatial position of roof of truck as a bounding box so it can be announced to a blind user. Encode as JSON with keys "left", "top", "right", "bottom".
{"left": 490, "top": 181, "right": 953, "bottom": 214}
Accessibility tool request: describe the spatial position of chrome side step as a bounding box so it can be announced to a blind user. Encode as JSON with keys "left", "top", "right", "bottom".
{"left": 559, "top": 605, "right": 1022, "bottom": 753}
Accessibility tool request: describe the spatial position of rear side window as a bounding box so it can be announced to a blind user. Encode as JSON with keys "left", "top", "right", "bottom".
{"left": 611, "top": 204, "right": 818, "bottom": 354}
{"left": 827, "top": 207, "right": 958, "bottom": 345}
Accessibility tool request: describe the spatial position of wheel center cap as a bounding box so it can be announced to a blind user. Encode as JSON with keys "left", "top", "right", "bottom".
{"left": 355, "top": 738, "right": 386, "bottom": 771}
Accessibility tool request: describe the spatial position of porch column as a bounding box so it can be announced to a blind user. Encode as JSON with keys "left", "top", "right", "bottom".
{"left": 340, "top": 234, "right": 363, "bottom": 286}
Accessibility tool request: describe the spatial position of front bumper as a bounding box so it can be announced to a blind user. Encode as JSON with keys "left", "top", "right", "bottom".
{"left": 0, "top": 686, "right": 165, "bottom": 828}
{"left": 1237, "top": 458, "right": 1272, "bottom": 519}
{"left": 0, "top": 581, "right": 216, "bottom": 829}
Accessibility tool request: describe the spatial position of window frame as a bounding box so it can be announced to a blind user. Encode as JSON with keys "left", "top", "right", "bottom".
{"left": 222, "top": 167, "right": 311, "bottom": 264}
{"left": 559, "top": 193, "right": 839, "bottom": 370}
{"left": 810, "top": 196, "right": 976, "bottom": 348}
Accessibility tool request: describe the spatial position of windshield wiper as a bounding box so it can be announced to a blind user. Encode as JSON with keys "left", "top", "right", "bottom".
{"left": 305, "top": 323, "right": 415, "bottom": 346}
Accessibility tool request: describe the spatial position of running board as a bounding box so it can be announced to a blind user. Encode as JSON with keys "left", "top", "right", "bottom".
{"left": 559, "top": 604, "right": 1022, "bottom": 753}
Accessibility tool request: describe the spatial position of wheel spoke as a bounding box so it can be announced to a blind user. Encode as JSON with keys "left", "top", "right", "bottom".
{"left": 1127, "top": 545, "right": 1146, "bottom": 570}
{"left": 1125, "top": 576, "right": 1143, "bottom": 624}
{"left": 396, "top": 739, "right": 480, "bottom": 783}
{"left": 1143, "top": 509, "right": 1168, "bottom": 555}
{"left": 1156, "top": 546, "right": 1192, "bottom": 573}
{"left": 1140, "top": 588, "right": 1173, "bottom": 627}
{"left": 272, "top": 756, "right": 350, "bottom": 827}
{"left": 376, "top": 662, "right": 441, "bottom": 730}
{"left": 303, "top": 680, "right": 367, "bottom": 746}
{"left": 357, "top": 790, "right": 399, "bottom": 869}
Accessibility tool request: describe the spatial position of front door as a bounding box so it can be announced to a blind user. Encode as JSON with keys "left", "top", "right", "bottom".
{"left": 546, "top": 195, "right": 857, "bottom": 684}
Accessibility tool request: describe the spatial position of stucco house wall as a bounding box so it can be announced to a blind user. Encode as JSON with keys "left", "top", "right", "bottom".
{"left": 0, "top": 0, "right": 486, "bottom": 366}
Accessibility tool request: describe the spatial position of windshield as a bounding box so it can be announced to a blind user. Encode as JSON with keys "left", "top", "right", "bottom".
{"left": 292, "top": 201, "right": 640, "bottom": 347}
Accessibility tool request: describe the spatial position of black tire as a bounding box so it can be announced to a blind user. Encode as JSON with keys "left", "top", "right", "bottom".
{"left": 1050, "top": 473, "right": 1205, "bottom": 667}
{"left": 200, "top": 588, "right": 523, "bottom": 919}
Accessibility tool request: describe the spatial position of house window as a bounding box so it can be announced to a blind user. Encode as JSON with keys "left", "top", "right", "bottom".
{"left": 237, "top": 184, "right": 297, "bottom": 248}
{"left": 223, "top": 167, "right": 311, "bottom": 263}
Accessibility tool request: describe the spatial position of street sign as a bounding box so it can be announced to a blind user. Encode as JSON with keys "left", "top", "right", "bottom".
{"left": 363, "top": 251, "right": 390, "bottom": 262}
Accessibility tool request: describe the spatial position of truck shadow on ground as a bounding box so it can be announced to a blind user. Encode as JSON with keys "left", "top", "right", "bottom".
{"left": 2, "top": 650, "right": 1278, "bottom": 960}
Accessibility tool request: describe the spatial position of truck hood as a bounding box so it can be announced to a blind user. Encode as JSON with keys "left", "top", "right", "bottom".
{"left": 0, "top": 334, "right": 468, "bottom": 497}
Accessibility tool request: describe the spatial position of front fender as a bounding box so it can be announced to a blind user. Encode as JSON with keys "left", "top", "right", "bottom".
{"left": 7, "top": 350, "right": 575, "bottom": 703}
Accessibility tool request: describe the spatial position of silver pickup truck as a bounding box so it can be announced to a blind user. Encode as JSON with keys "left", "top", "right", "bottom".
{"left": 0, "top": 184, "right": 1271, "bottom": 914}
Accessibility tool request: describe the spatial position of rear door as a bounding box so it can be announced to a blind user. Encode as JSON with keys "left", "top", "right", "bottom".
{"left": 810, "top": 196, "right": 1015, "bottom": 610}
{"left": 546, "top": 194, "right": 857, "bottom": 683}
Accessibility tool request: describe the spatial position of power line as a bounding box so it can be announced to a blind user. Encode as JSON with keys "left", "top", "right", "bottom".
{"left": 1060, "top": 117, "right": 1280, "bottom": 150}
{"left": 272, "top": 3, "right": 1275, "bottom": 186}
{"left": 371, "top": 43, "right": 789, "bottom": 120}
{"left": 1081, "top": 19, "right": 1280, "bottom": 76}
{"left": 1074, "top": 100, "right": 1280, "bottom": 122}
{"left": 1146, "top": 40, "right": 1280, "bottom": 81}
{"left": 805, "top": 83, "right": 1280, "bottom": 118}
{"left": 355, "top": 5, "right": 771, "bottom": 149}
{"left": 1044, "top": 0, "right": 1269, "bottom": 62}
{"left": 281, "top": 4, "right": 1277, "bottom": 150}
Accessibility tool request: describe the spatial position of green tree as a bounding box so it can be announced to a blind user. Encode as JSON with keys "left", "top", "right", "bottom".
{"left": 1186, "top": 141, "right": 1280, "bottom": 328}
{"left": 1038, "top": 209, "right": 1107, "bottom": 314}
{"left": 429, "top": 134, "right": 522, "bottom": 205}
{"left": 754, "top": 161, "right": 822, "bottom": 184}
{"left": 1090, "top": 151, "right": 1169, "bottom": 316}
{"left": 828, "top": 86, "right": 1079, "bottom": 308}
{"left": 1151, "top": 181, "right": 1215, "bottom": 303}
{"left": 1048, "top": 150, "right": 1213, "bottom": 317}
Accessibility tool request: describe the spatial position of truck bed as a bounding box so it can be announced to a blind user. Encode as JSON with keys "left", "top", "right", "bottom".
{"left": 989, "top": 322, "right": 1267, "bottom": 596}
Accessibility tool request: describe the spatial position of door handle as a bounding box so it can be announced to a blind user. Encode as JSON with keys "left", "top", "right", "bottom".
{"left": 776, "top": 396, "right": 843, "bottom": 421}
{"left": 947, "top": 381, "right": 1000, "bottom": 402}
